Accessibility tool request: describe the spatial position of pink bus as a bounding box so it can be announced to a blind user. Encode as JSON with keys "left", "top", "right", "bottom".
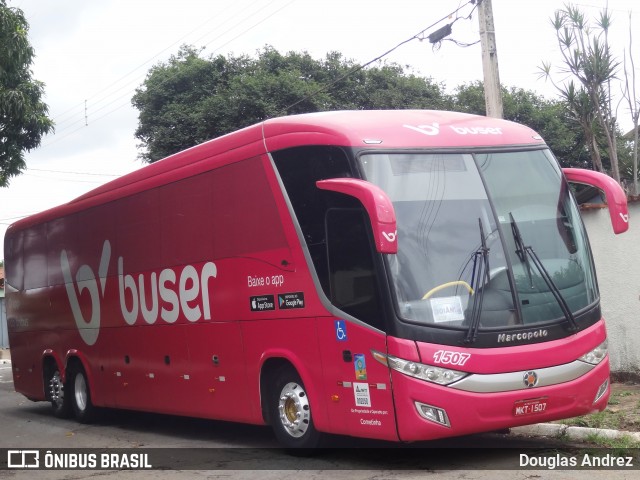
{"left": 4, "top": 110, "right": 628, "bottom": 448}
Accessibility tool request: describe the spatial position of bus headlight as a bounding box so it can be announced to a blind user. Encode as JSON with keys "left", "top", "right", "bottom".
{"left": 578, "top": 339, "right": 608, "bottom": 365}
{"left": 372, "top": 350, "right": 468, "bottom": 386}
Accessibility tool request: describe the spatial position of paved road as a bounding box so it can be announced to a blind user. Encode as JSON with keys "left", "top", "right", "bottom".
{"left": 0, "top": 363, "right": 637, "bottom": 479}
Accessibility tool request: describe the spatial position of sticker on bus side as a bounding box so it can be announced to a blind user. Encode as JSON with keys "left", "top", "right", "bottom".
{"left": 353, "top": 382, "right": 372, "bottom": 407}
{"left": 335, "top": 320, "right": 347, "bottom": 341}
{"left": 354, "top": 354, "right": 367, "bottom": 380}
{"left": 250, "top": 295, "right": 275, "bottom": 312}
{"left": 278, "top": 292, "right": 305, "bottom": 309}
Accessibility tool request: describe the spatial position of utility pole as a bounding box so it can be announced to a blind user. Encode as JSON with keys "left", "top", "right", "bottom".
{"left": 478, "top": 0, "right": 503, "bottom": 118}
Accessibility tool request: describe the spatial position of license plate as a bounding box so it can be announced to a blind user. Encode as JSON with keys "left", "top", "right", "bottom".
{"left": 513, "top": 397, "right": 548, "bottom": 416}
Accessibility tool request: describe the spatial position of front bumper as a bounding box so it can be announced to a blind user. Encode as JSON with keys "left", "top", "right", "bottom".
{"left": 393, "top": 357, "right": 610, "bottom": 441}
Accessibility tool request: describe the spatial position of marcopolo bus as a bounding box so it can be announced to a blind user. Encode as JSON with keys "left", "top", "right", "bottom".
{"left": 4, "top": 110, "right": 628, "bottom": 448}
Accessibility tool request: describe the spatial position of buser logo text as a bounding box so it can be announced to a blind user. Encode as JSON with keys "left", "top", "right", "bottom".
{"left": 61, "top": 239, "right": 218, "bottom": 346}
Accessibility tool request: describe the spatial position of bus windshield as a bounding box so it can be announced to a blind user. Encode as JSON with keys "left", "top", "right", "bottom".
{"left": 359, "top": 149, "right": 598, "bottom": 331}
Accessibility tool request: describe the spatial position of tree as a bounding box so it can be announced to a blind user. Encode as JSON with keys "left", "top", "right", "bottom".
{"left": 539, "top": 3, "right": 621, "bottom": 184}
{"left": 0, "top": 0, "right": 53, "bottom": 186}
{"left": 560, "top": 81, "right": 604, "bottom": 172}
{"left": 133, "top": 45, "right": 606, "bottom": 173}
{"left": 132, "top": 46, "right": 448, "bottom": 162}
{"left": 451, "top": 82, "right": 587, "bottom": 168}
{"left": 621, "top": 12, "right": 639, "bottom": 195}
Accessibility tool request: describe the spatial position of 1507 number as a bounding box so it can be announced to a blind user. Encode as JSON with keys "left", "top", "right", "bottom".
{"left": 433, "top": 350, "right": 471, "bottom": 366}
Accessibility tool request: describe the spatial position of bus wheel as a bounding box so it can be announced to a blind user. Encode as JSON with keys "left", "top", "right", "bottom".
{"left": 269, "top": 366, "right": 322, "bottom": 449}
{"left": 48, "top": 369, "right": 72, "bottom": 418}
{"left": 70, "top": 364, "right": 97, "bottom": 423}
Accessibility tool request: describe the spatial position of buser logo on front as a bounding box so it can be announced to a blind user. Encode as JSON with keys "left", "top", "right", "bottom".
{"left": 61, "top": 240, "right": 217, "bottom": 346}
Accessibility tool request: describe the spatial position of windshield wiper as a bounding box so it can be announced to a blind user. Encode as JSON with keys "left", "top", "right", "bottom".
{"left": 464, "top": 219, "right": 490, "bottom": 344}
{"left": 509, "top": 213, "right": 579, "bottom": 332}
{"left": 510, "top": 213, "right": 534, "bottom": 288}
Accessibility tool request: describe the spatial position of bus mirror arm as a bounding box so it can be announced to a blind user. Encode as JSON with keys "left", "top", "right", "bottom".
{"left": 562, "top": 168, "right": 629, "bottom": 235}
{"left": 316, "top": 178, "right": 398, "bottom": 254}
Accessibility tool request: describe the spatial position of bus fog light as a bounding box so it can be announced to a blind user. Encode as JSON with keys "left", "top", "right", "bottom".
{"left": 415, "top": 402, "right": 451, "bottom": 427}
{"left": 593, "top": 378, "right": 609, "bottom": 404}
{"left": 579, "top": 340, "right": 608, "bottom": 365}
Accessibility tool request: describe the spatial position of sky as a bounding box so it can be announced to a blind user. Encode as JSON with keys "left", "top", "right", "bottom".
{"left": 1, "top": 0, "right": 638, "bottom": 259}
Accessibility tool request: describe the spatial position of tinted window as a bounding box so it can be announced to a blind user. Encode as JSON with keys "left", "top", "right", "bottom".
{"left": 326, "top": 209, "right": 382, "bottom": 328}
{"left": 272, "top": 146, "right": 355, "bottom": 296}
{"left": 273, "top": 146, "right": 384, "bottom": 330}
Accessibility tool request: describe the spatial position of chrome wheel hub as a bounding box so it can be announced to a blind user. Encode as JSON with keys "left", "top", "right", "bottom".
{"left": 277, "top": 381, "right": 310, "bottom": 438}
{"left": 74, "top": 373, "right": 88, "bottom": 412}
{"left": 49, "top": 372, "right": 64, "bottom": 407}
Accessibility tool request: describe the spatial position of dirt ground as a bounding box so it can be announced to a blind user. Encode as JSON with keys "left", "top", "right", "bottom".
{"left": 559, "top": 378, "right": 640, "bottom": 432}
{"left": 604, "top": 380, "right": 640, "bottom": 431}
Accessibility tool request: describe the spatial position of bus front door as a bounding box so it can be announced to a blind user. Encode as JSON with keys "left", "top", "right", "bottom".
{"left": 318, "top": 207, "right": 397, "bottom": 441}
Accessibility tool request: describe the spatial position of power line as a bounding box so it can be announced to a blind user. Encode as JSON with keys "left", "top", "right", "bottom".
{"left": 203, "top": 0, "right": 296, "bottom": 55}
{"left": 573, "top": 2, "right": 633, "bottom": 14}
{"left": 28, "top": 168, "right": 120, "bottom": 177}
{"left": 47, "top": 0, "right": 291, "bottom": 139}
{"left": 41, "top": 98, "right": 132, "bottom": 148}
{"left": 36, "top": 0, "right": 479, "bottom": 150}
{"left": 0, "top": 214, "right": 34, "bottom": 222}
{"left": 280, "top": 0, "right": 479, "bottom": 115}
{"left": 49, "top": 0, "right": 265, "bottom": 128}
{"left": 22, "top": 173, "right": 107, "bottom": 184}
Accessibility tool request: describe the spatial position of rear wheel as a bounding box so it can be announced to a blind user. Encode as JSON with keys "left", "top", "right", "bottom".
{"left": 70, "top": 364, "right": 97, "bottom": 423}
{"left": 48, "top": 368, "right": 72, "bottom": 419}
{"left": 269, "top": 366, "right": 322, "bottom": 449}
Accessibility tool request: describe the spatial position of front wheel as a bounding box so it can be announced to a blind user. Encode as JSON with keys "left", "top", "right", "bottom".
{"left": 70, "top": 364, "right": 97, "bottom": 423}
{"left": 269, "top": 366, "right": 322, "bottom": 449}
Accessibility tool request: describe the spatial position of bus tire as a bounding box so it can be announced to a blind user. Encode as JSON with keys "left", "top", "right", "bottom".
{"left": 269, "top": 366, "right": 322, "bottom": 449}
{"left": 48, "top": 368, "right": 72, "bottom": 419}
{"left": 69, "top": 364, "right": 97, "bottom": 423}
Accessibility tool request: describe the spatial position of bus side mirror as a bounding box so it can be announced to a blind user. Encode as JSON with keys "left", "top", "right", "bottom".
{"left": 316, "top": 178, "right": 398, "bottom": 254}
{"left": 563, "top": 168, "right": 629, "bottom": 234}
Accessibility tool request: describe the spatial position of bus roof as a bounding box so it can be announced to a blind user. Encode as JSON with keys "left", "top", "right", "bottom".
{"left": 8, "top": 110, "right": 545, "bottom": 232}
{"left": 262, "top": 110, "right": 545, "bottom": 151}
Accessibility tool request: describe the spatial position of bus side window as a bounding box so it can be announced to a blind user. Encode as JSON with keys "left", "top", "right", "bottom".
{"left": 272, "top": 146, "right": 353, "bottom": 297}
{"left": 326, "top": 208, "right": 383, "bottom": 330}
{"left": 5, "top": 231, "right": 24, "bottom": 291}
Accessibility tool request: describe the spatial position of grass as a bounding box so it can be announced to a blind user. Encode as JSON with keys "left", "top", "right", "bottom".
{"left": 551, "top": 387, "right": 640, "bottom": 448}
{"left": 560, "top": 410, "right": 621, "bottom": 429}
{"left": 556, "top": 389, "right": 640, "bottom": 431}
{"left": 582, "top": 433, "right": 640, "bottom": 449}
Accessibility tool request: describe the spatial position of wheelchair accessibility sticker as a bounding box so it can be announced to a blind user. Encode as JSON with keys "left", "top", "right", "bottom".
{"left": 335, "top": 320, "right": 347, "bottom": 342}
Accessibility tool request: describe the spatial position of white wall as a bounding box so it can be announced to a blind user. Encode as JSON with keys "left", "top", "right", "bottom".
{"left": 581, "top": 203, "right": 640, "bottom": 374}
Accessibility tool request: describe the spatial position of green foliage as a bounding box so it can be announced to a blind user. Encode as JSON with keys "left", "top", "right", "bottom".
{"left": 583, "top": 433, "right": 640, "bottom": 449}
{"left": 134, "top": 45, "right": 602, "bottom": 170}
{"left": 0, "top": 0, "right": 53, "bottom": 186}
{"left": 132, "top": 46, "right": 448, "bottom": 162}
{"left": 541, "top": 3, "right": 624, "bottom": 184}
{"left": 451, "top": 82, "right": 587, "bottom": 168}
